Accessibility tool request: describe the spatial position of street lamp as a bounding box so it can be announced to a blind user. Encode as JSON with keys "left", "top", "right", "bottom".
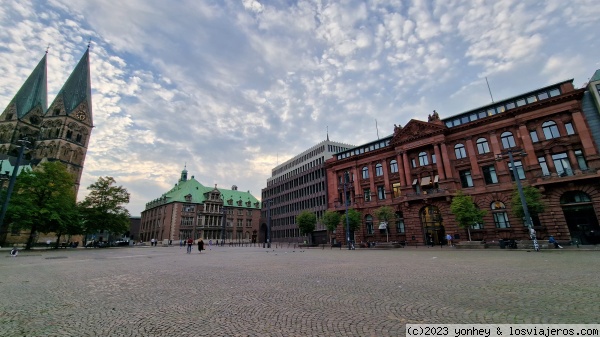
{"left": 0, "top": 139, "right": 31, "bottom": 236}
{"left": 496, "top": 149, "right": 539, "bottom": 252}
{"left": 342, "top": 172, "right": 352, "bottom": 250}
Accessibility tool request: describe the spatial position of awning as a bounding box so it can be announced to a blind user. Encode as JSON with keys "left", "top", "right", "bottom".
{"left": 434, "top": 175, "right": 439, "bottom": 183}
{"left": 378, "top": 222, "right": 387, "bottom": 230}
{"left": 412, "top": 179, "right": 418, "bottom": 185}
{"left": 421, "top": 176, "right": 431, "bottom": 186}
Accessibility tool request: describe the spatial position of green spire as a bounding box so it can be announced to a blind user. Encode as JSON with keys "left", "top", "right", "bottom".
{"left": 55, "top": 48, "right": 92, "bottom": 116}
{"left": 9, "top": 53, "right": 47, "bottom": 119}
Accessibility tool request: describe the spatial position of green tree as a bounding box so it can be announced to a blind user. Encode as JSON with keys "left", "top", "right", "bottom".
{"left": 344, "top": 208, "right": 362, "bottom": 241}
{"left": 450, "top": 190, "right": 486, "bottom": 241}
{"left": 374, "top": 205, "right": 394, "bottom": 242}
{"left": 510, "top": 184, "right": 546, "bottom": 223}
{"left": 6, "top": 162, "right": 81, "bottom": 250}
{"left": 296, "top": 210, "right": 317, "bottom": 243}
{"left": 322, "top": 210, "right": 342, "bottom": 244}
{"left": 79, "top": 177, "right": 130, "bottom": 239}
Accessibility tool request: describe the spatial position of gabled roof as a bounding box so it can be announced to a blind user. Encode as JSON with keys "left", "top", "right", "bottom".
{"left": 390, "top": 119, "right": 445, "bottom": 146}
{"left": 157, "top": 176, "right": 260, "bottom": 209}
{"left": 9, "top": 54, "right": 47, "bottom": 119}
{"left": 52, "top": 48, "right": 92, "bottom": 116}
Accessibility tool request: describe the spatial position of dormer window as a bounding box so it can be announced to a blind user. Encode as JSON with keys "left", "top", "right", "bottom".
{"left": 54, "top": 108, "right": 60, "bottom": 116}
{"left": 66, "top": 130, "right": 73, "bottom": 139}
{"left": 237, "top": 200, "right": 242, "bottom": 206}
{"left": 227, "top": 199, "right": 233, "bottom": 205}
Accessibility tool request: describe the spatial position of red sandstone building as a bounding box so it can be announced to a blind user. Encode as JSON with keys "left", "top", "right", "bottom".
{"left": 325, "top": 76, "right": 600, "bottom": 247}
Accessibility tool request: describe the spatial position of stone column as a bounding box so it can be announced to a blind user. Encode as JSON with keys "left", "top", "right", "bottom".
{"left": 433, "top": 144, "right": 446, "bottom": 180}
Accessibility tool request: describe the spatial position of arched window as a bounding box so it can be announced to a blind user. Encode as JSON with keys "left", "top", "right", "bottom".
{"left": 500, "top": 132, "right": 516, "bottom": 149}
{"left": 395, "top": 212, "right": 405, "bottom": 233}
{"left": 366, "top": 215, "right": 374, "bottom": 234}
{"left": 418, "top": 152, "right": 429, "bottom": 166}
{"left": 491, "top": 201, "right": 510, "bottom": 228}
{"left": 560, "top": 191, "right": 591, "bottom": 204}
{"left": 362, "top": 166, "right": 369, "bottom": 179}
{"left": 375, "top": 164, "right": 383, "bottom": 176}
{"left": 454, "top": 143, "right": 467, "bottom": 159}
{"left": 542, "top": 121, "right": 560, "bottom": 140}
{"left": 389, "top": 160, "right": 398, "bottom": 173}
{"left": 476, "top": 138, "right": 490, "bottom": 154}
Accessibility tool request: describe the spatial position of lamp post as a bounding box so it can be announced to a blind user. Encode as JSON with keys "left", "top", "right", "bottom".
{"left": 343, "top": 172, "right": 352, "bottom": 250}
{"left": 0, "top": 139, "right": 30, "bottom": 236}
{"left": 497, "top": 149, "right": 539, "bottom": 252}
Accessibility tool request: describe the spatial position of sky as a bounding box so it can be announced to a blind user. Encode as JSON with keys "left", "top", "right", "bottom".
{"left": 0, "top": 0, "right": 599, "bottom": 216}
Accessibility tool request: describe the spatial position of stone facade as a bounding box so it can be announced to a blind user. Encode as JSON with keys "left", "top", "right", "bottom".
{"left": 326, "top": 78, "right": 600, "bottom": 246}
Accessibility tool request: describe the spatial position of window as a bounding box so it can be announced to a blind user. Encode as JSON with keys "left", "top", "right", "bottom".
{"left": 411, "top": 159, "right": 416, "bottom": 168}
{"left": 542, "top": 121, "right": 560, "bottom": 139}
{"left": 575, "top": 150, "right": 588, "bottom": 170}
{"left": 366, "top": 215, "right": 374, "bottom": 235}
{"left": 396, "top": 212, "right": 405, "bottom": 233}
{"left": 418, "top": 152, "right": 429, "bottom": 166}
{"left": 538, "top": 157, "right": 550, "bottom": 176}
{"left": 530, "top": 130, "right": 539, "bottom": 143}
{"left": 476, "top": 138, "right": 490, "bottom": 154}
{"left": 375, "top": 164, "right": 383, "bottom": 176}
{"left": 454, "top": 143, "right": 467, "bottom": 159}
{"left": 392, "top": 183, "right": 401, "bottom": 198}
{"left": 364, "top": 188, "right": 371, "bottom": 202}
{"left": 549, "top": 88, "right": 560, "bottom": 97}
{"left": 500, "top": 132, "right": 516, "bottom": 149}
{"left": 362, "top": 166, "right": 369, "bottom": 179}
{"left": 390, "top": 160, "right": 398, "bottom": 173}
{"left": 377, "top": 185, "right": 386, "bottom": 200}
{"left": 459, "top": 170, "right": 473, "bottom": 188}
{"left": 508, "top": 160, "right": 526, "bottom": 180}
{"left": 471, "top": 221, "right": 484, "bottom": 230}
{"left": 565, "top": 122, "right": 575, "bottom": 135}
{"left": 491, "top": 201, "right": 510, "bottom": 228}
{"left": 432, "top": 154, "right": 436, "bottom": 164}
{"left": 482, "top": 165, "right": 498, "bottom": 184}
{"left": 552, "top": 153, "right": 572, "bottom": 176}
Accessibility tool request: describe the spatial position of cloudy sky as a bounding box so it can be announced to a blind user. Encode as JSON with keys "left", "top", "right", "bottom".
{"left": 1, "top": 0, "right": 598, "bottom": 215}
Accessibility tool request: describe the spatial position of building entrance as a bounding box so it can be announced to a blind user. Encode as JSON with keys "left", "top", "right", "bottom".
{"left": 420, "top": 206, "right": 445, "bottom": 245}
{"left": 561, "top": 191, "right": 600, "bottom": 245}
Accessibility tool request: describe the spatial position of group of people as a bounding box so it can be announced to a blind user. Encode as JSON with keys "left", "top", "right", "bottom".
{"left": 184, "top": 238, "right": 206, "bottom": 254}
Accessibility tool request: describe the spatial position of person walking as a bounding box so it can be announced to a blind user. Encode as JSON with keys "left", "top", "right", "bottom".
{"left": 208, "top": 239, "right": 212, "bottom": 250}
{"left": 198, "top": 239, "right": 204, "bottom": 253}
{"left": 186, "top": 238, "right": 193, "bottom": 254}
{"left": 446, "top": 233, "right": 453, "bottom": 247}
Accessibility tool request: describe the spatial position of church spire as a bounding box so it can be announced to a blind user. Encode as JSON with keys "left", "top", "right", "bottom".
{"left": 50, "top": 48, "right": 92, "bottom": 120}
{"left": 2, "top": 54, "right": 47, "bottom": 119}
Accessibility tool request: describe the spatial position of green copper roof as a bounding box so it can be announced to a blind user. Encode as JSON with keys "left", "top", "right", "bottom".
{"left": 154, "top": 176, "right": 260, "bottom": 209}
{"left": 54, "top": 48, "right": 92, "bottom": 115}
{"left": 590, "top": 69, "right": 600, "bottom": 82}
{"left": 10, "top": 54, "right": 47, "bottom": 119}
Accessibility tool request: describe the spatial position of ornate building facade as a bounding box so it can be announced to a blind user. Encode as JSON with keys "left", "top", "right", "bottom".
{"left": 326, "top": 76, "right": 600, "bottom": 247}
{"left": 141, "top": 168, "right": 261, "bottom": 243}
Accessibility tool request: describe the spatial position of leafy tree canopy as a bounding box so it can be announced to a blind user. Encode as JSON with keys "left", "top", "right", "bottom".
{"left": 450, "top": 190, "right": 486, "bottom": 230}
{"left": 296, "top": 210, "right": 316, "bottom": 236}
{"left": 79, "top": 176, "right": 130, "bottom": 235}
{"left": 6, "top": 161, "right": 81, "bottom": 249}
{"left": 322, "top": 210, "right": 342, "bottom": 232}
{"left": 510, "top": 184, "right": 546, "bottom": 219}
{"left": 374, "top": 206, "right": 394, "bottom": 223}
{"left": 345, "top": 208, "right": 362, "bottom": 232}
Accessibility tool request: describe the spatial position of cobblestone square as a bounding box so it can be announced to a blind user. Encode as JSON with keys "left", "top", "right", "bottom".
{"left": 0, "top": 246, "right": 597, "bottom": 337}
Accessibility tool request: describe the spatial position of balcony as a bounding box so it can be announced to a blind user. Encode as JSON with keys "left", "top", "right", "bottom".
{"left": 534, "top": 167, "right": 599, "bottom": 185}
{"left": 405, "top": 188, "right": 447, "bottom": 199}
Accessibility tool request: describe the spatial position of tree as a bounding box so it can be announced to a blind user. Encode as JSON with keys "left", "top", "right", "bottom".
{"left": 450, "top": 190, "right": 486, "bottom": 241}
{"left": 322, "top": 210, "right": 342, "bottom": 244}
{"left": 296, "top": 210, "right": 317, "bottom": 243}
{"left": 345, "top": 208, "right": 362, "bottom": 239}
{"left": 510, "top": 184, "right": 546, "bottom": 223}
{"left": 374, "top": 206, "right": 394, "bottom": 242}
{"left": 79, "top": 177, "right": 130, "bottom": 240}
{"left": 6, "top": 162, "right": 82, "bottom": 250}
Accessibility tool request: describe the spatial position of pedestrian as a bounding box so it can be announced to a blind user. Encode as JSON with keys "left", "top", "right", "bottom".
{"left": 446, "top": 233, "right": 453, "bottom": 247}
{"left": 209, "top": 239, "right": 212, "bottom": 250}
{"left": 186, "top": 238, "right": 193, "bottom": 254}
{"left": 10, "top": 247, "right": 18, "bottom": 257}
{"left": 548, "top": 235, "right": 563, "bottom": 249}
{"left": 198, "top": 239, "right": 204, "bottom": 253}
{"left": 180, "top": 239, "right": 183, "bottom": 248}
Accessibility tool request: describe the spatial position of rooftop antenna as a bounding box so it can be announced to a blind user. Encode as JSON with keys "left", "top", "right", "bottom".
{"left": 375, "top": 119, "right": 380, "bottom": 140}
{"left": 87, "top": 38, "right": 92, "bottom": 49}
{"left": 485, "top": 77, "right": 494, "bottom": 103}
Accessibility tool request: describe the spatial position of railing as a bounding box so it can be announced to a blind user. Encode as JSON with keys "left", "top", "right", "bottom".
{"left": 536, "top": 167, "right": 597, "bottom": 179}
{"left": 405, "top": 188, "right": 446, "bottom": 198}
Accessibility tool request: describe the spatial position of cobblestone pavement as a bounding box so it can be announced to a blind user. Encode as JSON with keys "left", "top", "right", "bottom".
{"left": 0, "top": 246, "right": 598, "bottom": 337}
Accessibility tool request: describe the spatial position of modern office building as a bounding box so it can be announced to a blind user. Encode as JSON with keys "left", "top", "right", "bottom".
{"left": 141, "top": 168, "right": 261, "bottom": 243}
{"left": 326, "top": 74, "right": 600, "bottom": 246}
{"left": 260, "top": 138, "right": 354, "bottom": 244}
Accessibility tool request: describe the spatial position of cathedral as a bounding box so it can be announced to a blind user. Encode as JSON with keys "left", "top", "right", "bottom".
{"left": 0, "top": 48, "right": 93, "bottom": 191}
